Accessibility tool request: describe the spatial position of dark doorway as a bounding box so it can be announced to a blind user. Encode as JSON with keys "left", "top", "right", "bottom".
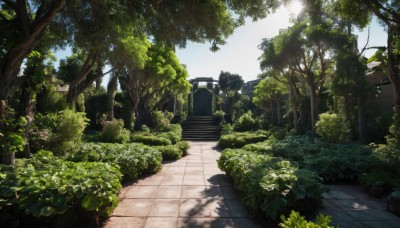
{"left": 193, "top": 88, "right": 213, "bottom": 116}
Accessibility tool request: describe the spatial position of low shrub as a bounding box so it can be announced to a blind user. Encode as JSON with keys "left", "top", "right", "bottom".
{"left": 233, "top": 111, "right": 256, "bottom": 132}
{"left": 218, "top": 149, "right": 326, "bottom": 220}
{"left": 177, "top": 140, "right": 190, "bottom": 156}
{"left": 156, "top": 145, "right": 182, "bottom": 160}
{"left": 0, "top": 150, "right": 122, "bottom": 227}
{"left": 148, "top": 111, "right": 173, "bottom": 132}
{"left": 155, "top": 140, "right": 190, "bottom": 160}
{"left": 101, "top": 119, "right": 130, "bottom": 143}
{"left": 156, "top": 124, "right": 182, "bottom": 144}
{"left": 315, "top": 113, "right": 350, "bottom": 143}
{"left": 279, "top": 211, "right": 333, "bottom": 228}
{"left": 218, "top": 131, "right": 269, "bottom": 149}
{"left": 304, "top": 143, "right": 371, "bottom": 182}
{"left": 51, "top": 110, "right": 88, "bottom": 150}
{"left": 64, "top": 143, "right": 162, "bottom": 180}
{"left": 132, "top": 132, "right": 172, "bottom": 146}
{"left": 360, "top": 169, "right": 400, "bottom": 193}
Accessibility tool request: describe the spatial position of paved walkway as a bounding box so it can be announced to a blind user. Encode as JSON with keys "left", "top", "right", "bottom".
{"left": 321, "top": 185, "right": 400, "bottom": 227}
{"left": 104, "top": 141, "right": 258, "bottom": 228}
{"left": 104, "top": 141, "right": 400, "bottom": 228}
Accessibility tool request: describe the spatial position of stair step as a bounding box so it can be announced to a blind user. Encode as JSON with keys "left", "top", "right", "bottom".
{"left": 182, "top": 115, "right": 221, "bottom": 141}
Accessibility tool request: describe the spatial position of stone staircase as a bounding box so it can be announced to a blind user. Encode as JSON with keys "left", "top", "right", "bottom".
{"left": 182, "top": 116, "right": 222, "bottom": 141}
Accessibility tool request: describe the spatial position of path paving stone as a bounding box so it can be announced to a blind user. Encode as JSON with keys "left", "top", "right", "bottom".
{"left": 104, "top": 141, "right": 400, "bottom": 227}
{"left": 104, "top": 141, "right": 260, "bottom": 228}
{"left": 320, "top": 185, "right": 400, "bottom": 227}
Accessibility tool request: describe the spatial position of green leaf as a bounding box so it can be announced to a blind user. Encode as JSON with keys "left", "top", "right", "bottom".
{"left": 40, "top": 206, "right": 55, "bottom": 217}
{"left": 81, "top": 195, "right": 98, "bottom": 211}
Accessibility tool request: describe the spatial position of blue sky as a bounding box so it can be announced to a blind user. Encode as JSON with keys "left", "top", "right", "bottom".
{"left": 175, "top": 6, "right": 387, "bottom": 83}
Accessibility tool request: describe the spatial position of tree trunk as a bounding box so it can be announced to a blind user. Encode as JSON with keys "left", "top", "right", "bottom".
{"left": 357, "top": 95, "right": 367, "bottom": 144}
{"left": 0, "top": 0, "right": 66, "bottom": 103}
{"left": 2, "top": 153, "right": 15, "bottom": 166}
{"left": 276, "top": 99, "right": 282, "bottom": 125}
{"left": 387, "top": 29, "right": 400, "bottom": 114}
{"left": 66, "top": 50, "right": 98, "bottom": 103}
{"left": 106, "top": 75, "right": 118, "bottom": 120}
{"left": 290, "top": 88, "right": 300, "bottom": 133}
{"left": 310, "top": 86, "right": 318, "bottom": 139}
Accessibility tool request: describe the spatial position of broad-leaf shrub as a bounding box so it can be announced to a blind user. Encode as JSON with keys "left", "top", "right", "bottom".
{"left": 155, "top": 140, "right": 190, "bottom": 160}
{"left": 132, "top": 133, "right": 172, "bottom": 146}
{"left": 303, "top": 143, "right": 371, "bottom": 182}
{"left": 233, "top": 111, "right": 256, "bottom": 132}
{"left": 244, "top": 136, "right": 372, "bottom": 183}
{"left": 148, "top": 111, "right": 173, "bottom": 132}
{"left": 218, "top": 149, "right": 325, "bottom": 220}
{"left": 101, "top": 119, "right": 130, "bottom": 143}
{"left": 156, "top": 124, "right": 182, "bottom": 144}
{"left": 218, "top": 131, "right": 269, "bottom": 148}
{"left": 64, "top": 143, "right": 162, "bottom": 180}
{"left": 279, "top": 211, "right": 333, "bottom": 228}
{"left": 51, "top": 110, "right": 88, "bottom": 148}
{"left": 0, "top": 151, "right": 122, "bottom": 226}
{"left": 315, "top": 113, "right": 350, "bottom": 143}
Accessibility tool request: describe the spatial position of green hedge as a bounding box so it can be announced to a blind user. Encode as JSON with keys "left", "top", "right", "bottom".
{"left": 218, "top": 149, "right": 326, "bottom": 220}
{"left": 64, "top": 143, "right": 162, "bottom": 180}
{"left": 131, "top": 124, "right": 182, "bottom": 146}
{"left": 218, "top": 131, "right": 269, "bottom": 149}
{"left": 243, "top": 136, "right": 372, "bottom": 183}
{"left": 155, "top": 140, "right": 190, "bottom": 160}
{"left": 131, "top": 133, "right": 172, "bottom": 146}
{"left": 0, "top": 150, "right": 122, "bottom": 227}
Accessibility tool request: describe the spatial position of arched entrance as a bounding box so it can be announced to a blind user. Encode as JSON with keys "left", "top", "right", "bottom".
{"left": 188, "top": 77, "right": 219, "bottom": 116}
{"left": 193, "top": 88, "right": 213, "bottom": 116}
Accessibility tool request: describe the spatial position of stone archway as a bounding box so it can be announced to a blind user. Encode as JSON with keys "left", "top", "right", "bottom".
{"left": 188, "top": 77, "right": 219, "bottom": 116}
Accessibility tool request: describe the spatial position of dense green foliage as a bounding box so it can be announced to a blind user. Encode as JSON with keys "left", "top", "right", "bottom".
{"left": 218, "top": 149, "right": 326, "bottom": 220}
{"left": 63, "top": 143, "right": 162, "bottom": 181}
{"left": 233, "top": 111, "right": 257, "bottom": 132}
{"left": 155, "top": 141, "right": 190, "bottom": 160}
{"left": 51, "top": 110, "right": 88, "bottom": 149}
{"left": 218, "top": 131, "right": 269, "bottom": 148}
{"left": 132, "top": 133, "right": 172, "bottom": 146}
{"left": 242, "top": 135, "right": 372, "bottom": 182}
{"left": 279, "top": 211, "right": 333, "bottom": 228}
{"left": 132, "top": 123, "right": 182, "bottom": 146}
{"left": 315, "top": 113, "right": 350, "bottom": 143}
{"left": 101, "top": 119, "right": 130, "bottom": 143}
{"left": 0, "top": 150, "right": 122, "bottom": 226}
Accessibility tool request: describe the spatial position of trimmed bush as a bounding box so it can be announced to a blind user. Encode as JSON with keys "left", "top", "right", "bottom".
{"left": 218, "top": 149, "right": 326, "bottom": 220}
{"left": 155, "top": 140, "right": 190, "bottom": 160}
{"left": 303, "top": 143, "right": 371, "bottom": 182}
{"left": 315, "top": 113, "right": 350, "bottom": 143}
{"left": 132, "top": 133, "right": 172, "bottom": 146}
{"left": 156, "top": 124, "right": 182, "bottom": 144}
{"left": 0, "top": 150, "right": 122, "bottom": 227}
{"left": 52, "top": 109, "right": 88, "bottom": 147}
{"left": 233, "top": 111, "right": 256, "bottom": 132}
{"left": 63, "top": 143, "right": 162, "bottom": 180}
{"left": 156, "top": 145, "right": 182, "bottom": 160}
{"left": 101, "top": 119, "right": 130, "bottom": 143}
{"left": 177, "top": 140, "right": 190, "bottom": 156}
{"left": 218, "top": 131, "right": 269, "bottom": 149}
{"left": 279, "top": 211, "right": 333, "bottom": 228}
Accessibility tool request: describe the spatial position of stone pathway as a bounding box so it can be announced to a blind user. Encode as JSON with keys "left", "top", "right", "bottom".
{"left": 104, "top": 141, "right": 258, "bottom": 228}
{"left": 321, "top": 185, "right": 400, "bottom": 228}
{"left": 104, "top": 141, "right": 400, "bottom": 228}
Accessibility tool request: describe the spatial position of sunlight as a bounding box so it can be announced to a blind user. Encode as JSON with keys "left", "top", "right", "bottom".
{"left": 287, "top": 0, "right": 303, "bottom": 17}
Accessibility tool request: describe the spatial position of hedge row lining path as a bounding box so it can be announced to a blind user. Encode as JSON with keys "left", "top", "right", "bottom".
{"left": 104, "top": 141, "right": 260, "bottom": 228}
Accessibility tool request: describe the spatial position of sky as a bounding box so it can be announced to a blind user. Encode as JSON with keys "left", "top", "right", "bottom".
{"left": 175, "top": 4, "right": 388, "bottom": 83}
